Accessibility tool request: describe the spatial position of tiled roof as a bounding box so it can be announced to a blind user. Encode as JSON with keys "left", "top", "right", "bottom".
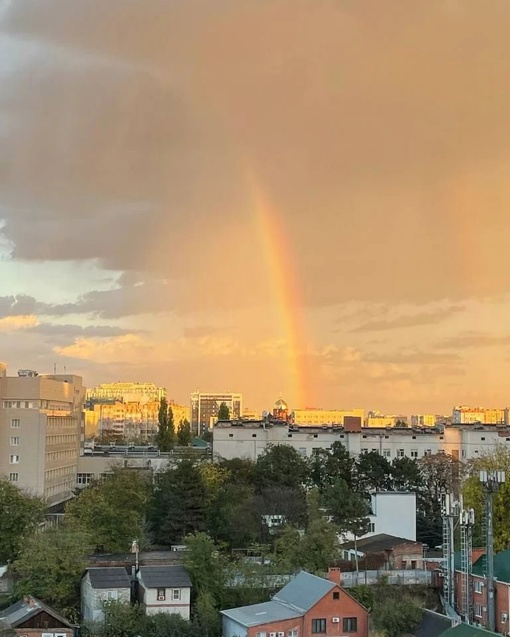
{"left": 138, "top": 565, "right": 191, "bottom": 589}
{"left": 87, "top": 567, "right": 131, "bottom": 589}
{"left": 272, "top": 571, "right": 335, "bottom": 613}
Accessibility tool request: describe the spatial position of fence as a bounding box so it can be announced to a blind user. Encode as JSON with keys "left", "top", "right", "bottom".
{"left": 340, "top": 569, "right": 432, "bottom": 587}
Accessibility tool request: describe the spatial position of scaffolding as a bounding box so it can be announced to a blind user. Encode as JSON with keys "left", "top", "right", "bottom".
{"left": 460, "top": 508, "right": 475, "bottom": 623}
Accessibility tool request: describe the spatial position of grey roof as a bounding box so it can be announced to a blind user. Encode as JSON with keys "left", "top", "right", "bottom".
{"left": 221, "top": 600, "right": 302, "bottom": 627}
{"left": 138, "top": 565, "right": 191, "bottom": 589}
{"left": 341, "top": 533, "right": 420, "bottom": 553}
{"left": 87, "top": 567, "right": 131, "bottom": 589}
{"left": 0, "top": 596, "right": 74, "bottom": 629}
{"left": 272, "top": 571, "right": 336, "bottom": 613}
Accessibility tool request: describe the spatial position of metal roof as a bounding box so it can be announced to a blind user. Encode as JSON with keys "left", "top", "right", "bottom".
{"left": 0, "top": 596, "right": 74, "bottom": 629}
{"left": 272, "top": 571, "right": 335, "bottom": 613}
{"left": 138, "top": 565, "right": 191, "bottom": 589}
{"left": 472, "top": 548, "right": 510, "bottom": 583}
{"left": 87, "top": 567, "right": 131, "bottom": 589}
{"left": 341, "top": 533, "right": 420, "bottom": 553}
{"left": 221, "top": 600, "right": 302, "bottom": 627}
{"left": 412, "top": 609, "right": 452, "bottom": 637}
{"left": 441, "top": 623, "right": 499, "bottom": 637}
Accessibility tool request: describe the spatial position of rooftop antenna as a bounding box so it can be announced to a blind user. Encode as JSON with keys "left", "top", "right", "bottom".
{"left": 459, "top": 504, "right": 475, "bottom": 624}
{"left": 53, "top": 363, "right": 57, "bottom": 375}
{"left": 441, "top": 491, "right": 460, "bottom": 614}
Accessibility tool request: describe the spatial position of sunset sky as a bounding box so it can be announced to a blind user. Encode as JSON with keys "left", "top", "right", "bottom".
{"left": 2, "top": 0, "right": 510, "bottom": 414}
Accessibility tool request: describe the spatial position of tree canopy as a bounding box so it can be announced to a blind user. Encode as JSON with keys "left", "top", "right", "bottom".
{"left": 156, "top": 398, "right": 175, "bottom": 451}
{"left": 217, "top": 402, "right": 230, "bottom": 420}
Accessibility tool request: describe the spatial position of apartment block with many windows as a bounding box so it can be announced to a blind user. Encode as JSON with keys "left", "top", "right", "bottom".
{"left": 0, "top": 366, "right": 85, "bottom": 507}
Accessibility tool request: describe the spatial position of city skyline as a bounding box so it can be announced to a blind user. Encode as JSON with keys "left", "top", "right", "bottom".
{"left": 3, "top": 2, "right": 510, "bottom": 412}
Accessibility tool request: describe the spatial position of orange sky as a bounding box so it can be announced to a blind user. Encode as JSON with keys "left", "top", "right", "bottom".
{"left": 1, "top": 1, "right": 510, "bottom": 413}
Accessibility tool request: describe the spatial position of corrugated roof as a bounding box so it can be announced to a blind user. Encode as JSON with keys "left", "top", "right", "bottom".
{"left": 441, "top": 623, "right": 499, "bottom": 637}
{"left": 472, "top": 549, "right": 510, "bottom": 583}
{"left": 0, "top": 596, "right": 74, "bottom": 629}
{"left": 272, "top": 571, "right": 335, "bottom": 613}
{"left": 221, "top": 600, "right": 302, "bottom": 627}
{"left": 341, "top": 533, "right": 420, "bottom": 553}
{"left": 138, "top": 565, "right": 191, "bottom": 589}
{"left": 87, "top": 567, "right": 131, "bottom": 589}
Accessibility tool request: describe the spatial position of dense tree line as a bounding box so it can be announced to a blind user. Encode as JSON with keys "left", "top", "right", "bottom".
{"left": 0, "top": 440, "right": 481, "bottom": 622}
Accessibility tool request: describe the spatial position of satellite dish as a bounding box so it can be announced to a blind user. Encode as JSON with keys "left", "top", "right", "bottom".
{"left": 262, "top": 411, "right": 269, "bottom": 418}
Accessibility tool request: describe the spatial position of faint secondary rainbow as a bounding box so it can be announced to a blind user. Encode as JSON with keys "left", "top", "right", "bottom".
{"left": 248, "top": 175, "right": 310, "bottom": 408}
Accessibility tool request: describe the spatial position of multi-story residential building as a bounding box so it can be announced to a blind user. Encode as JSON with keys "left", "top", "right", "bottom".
{"left": 86, "top": 382, "right": 166, "bottom": 404}
{"left": 291, "top": 408, "right": 365, "bottom": 426}
{"left": 0, "top": 366, "right": 85, "bottom": 507}
{"left": 365, "top": 411, "right": 408, "bottom": 427}
{"left": 212, "top": 420, "right": 510, "bottom": 463}
{"left": 190, "top": 391, "right": 242, "bottom": 435}
{"left": 452, "top": 406, "right": 508, "bottom": 425}
{"left": 411, "top": 414, "right": 436, "bottom": 427}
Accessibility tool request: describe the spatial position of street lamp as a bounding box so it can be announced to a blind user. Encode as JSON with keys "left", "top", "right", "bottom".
{"left": 479, "top": 470, "right": 505, "bottom": 632}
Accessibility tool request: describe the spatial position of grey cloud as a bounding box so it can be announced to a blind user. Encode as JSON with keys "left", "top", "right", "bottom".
{"left": 29, "top": 323, "right": 137, "bottom": 340}
{"left": 435, "top": 332, "right": 510, "bottom": 350}
{"left": 3, "top": 1, "right": 510, "bottom": 311}
{"left": 351, "top": 306, "right": 464, "bottom": 332}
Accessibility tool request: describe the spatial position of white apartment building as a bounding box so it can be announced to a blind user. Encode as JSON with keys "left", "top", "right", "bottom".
{"left": 0, "top": 366, "right": 85, "bottom": 507}
{"left": 212, "top": 421, "right": 510, "bottom": 463}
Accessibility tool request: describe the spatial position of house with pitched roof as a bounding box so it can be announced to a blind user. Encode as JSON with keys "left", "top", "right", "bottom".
{"left": 81, "top": 567, "right": 132, "bottom": 622}
{"left": 221, "top": 570, "right": 368, "bottom": 637}
{"left": 0, "top": 596, "right": 75, "bottom": 637}
{"left": 137, "top": 565, "right": 192, "bottom": 619}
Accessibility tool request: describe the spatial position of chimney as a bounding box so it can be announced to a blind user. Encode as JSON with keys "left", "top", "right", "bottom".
{"left": 328, "top": 567, "right": 341, "bottom": 586}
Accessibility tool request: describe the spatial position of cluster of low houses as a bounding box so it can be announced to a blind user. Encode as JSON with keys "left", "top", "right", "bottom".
{"left": 0, "top": 534, "right": 507, "bottom": 637}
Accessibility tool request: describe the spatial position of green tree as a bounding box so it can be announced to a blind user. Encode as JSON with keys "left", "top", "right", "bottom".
{"left": 65, "top": 466, "right": 151, "bottom": 552}
{"left": 150, "top": 460, "right": 207, "bottom": 545}
{"left": 273, "top": 525, "right": 303, "bottom": 571}
{"left": 206, "top": 483, "right": 261, "bottom": 548}
{"left": 308, "top": 442, "right": 354, "bottom": 491}
{"left": 254, "top": 445, "right": 309, "bottom": 491}
{"left": 463, "top": 446, "right": 510, "bottom": 550}
{"left": 371, "top": 597, "right": 422, "bottom": 637}
{"left": 85, "top": 601, "right": 146, "bottom": 637}
{"left": 391, "top": 456, "right": 424, "bottom": 493}
{"left": 323, "top": 478, "right": 371, "bottom": 536}
{"left": 13, "top": 527, "right": 91, "bottom": 613}
{"left": 184, "top": 533, "right": 226, "bottom": 605}
{"left": 0, "top": 478, "right": 44, "bottom": 563}
{"left": 177, "top": 419, "right": 192, "bottom": 446}
{"left": 156, "top": 398, "right": 175, "bottom": 451}
{"left": 194, "top": 591, "right": 221, "bottom": 637}
{"left": 218, "top": 458, "right": 256, "bottom": 486}
{"left": 353, "top": 451, "right": 393, "bottom": 493}
{"left": 300, "top": 517, "right": 340, "bottom": 573}
{"left": 217, "top": 402, "right": 230, "bottom": 420}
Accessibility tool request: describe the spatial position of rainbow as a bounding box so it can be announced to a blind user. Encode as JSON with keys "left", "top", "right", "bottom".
{"left": 248, "top": 175, "right": 311, "bottom": 408}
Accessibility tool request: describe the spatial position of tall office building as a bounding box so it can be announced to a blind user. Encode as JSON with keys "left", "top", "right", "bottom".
{"left": 86, "top": 382, "right": 166, "bottom": 403}
{"left": 0, "top": 365, "right": 85, "bottom": 507}
{"left": 190, "top": 391, "right": 242, "bottom": 435}
{"left": 452, "top": 406, "right": 508, "bottom": 425}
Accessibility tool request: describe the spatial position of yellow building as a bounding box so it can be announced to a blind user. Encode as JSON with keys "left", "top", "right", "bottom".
{"left": 452, "top": 406, "right": 508, "bottom": 425}
{"left": 86, "top": 382, "right": 166, "bottom": 403}
{"left": 291, "top": 408, "right": 364, "bottom": 426}
{"left": 410, "top": 414, "right": 436, "bottom": 427}
{"left": 365, "top": 413, "right": 408, "bottom": 428}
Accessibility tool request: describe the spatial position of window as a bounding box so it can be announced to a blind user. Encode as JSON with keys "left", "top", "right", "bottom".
{"left": 397, "top": 449, "right": 405, "bottom": 457}
{"left": 343, "top": 618, "right": 357, "bottom": 633}
{"left": 411, "top": 560, "right": 417, "bottom": 569}
{"left": 383, "top": 449, "right": 391, "bottom": 458}
{"left": 424, "top": 449, "right": 432, "bottom": 456}
{"left": 157, "top": 588, "right": 166, "bottom": 600}
{"left": 501, "top": 612, "right": 508, "bottom": 624}
{"left": 411, "top": 449, "right": 418, "bottom": 458}
{"left": 172, "top": 589, "right": 180, "bottom": 600}
{"left": 288, "top": 631, "right": 298, "bottom": 637}
{"left": 369, "top": 522, "right": 375, "bottom": 532}
{"left": 106, "top": 591, "right": 118, "bottom": 600}
{"left": 11, "top": 418, "right": 20, "bottom": 428}
{"left": 9, "top": 473, "right": 19, "bottom": 482}
{"left": 10, "top": 437, "right": 19, "bottom": 446}
{"left": 288, "top": 434, "right": 293, "bottom": 438}
{"left": 256, "top": 633, "right": 267, "bottom": 637}
{"left": 311, "top": 619, "right": 326, "bottom": 634}
{"left": 298, "top": 448, "right": 307, "bottom": 456}
{"left": 474, "top": 580, "right": 483, "bottom": 594}
{"left": 228, "top": 433, "right": 233, "bottom": 438}
{"left": 475, "top": 604, "right": 482, "bottom": 618}
{"left": 252, "top": 433, "right": 257, "bottom": 438}
{"left": 9, "top": 455, "right": 20, "bottom": 464}
{"left": 333, "top": 591, "right": 339, "bottom": 600}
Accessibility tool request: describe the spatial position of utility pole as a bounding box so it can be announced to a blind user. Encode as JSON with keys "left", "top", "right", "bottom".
{"left": 479, "top": 470, "right": 505, "bottom": 632}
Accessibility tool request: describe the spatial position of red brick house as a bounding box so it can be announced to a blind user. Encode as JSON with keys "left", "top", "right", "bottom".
{"left": 340, "top": 534, "right": 425, "bottom": 570}
{"left": 221, "top": 570, "right": 368, "bottom": 637}
{"left": 0, "top": 596, "right": 75, "bottom": 637}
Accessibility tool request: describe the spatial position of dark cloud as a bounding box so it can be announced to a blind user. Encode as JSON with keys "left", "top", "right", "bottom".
{"left": 29, "top": 323, "right": 137, "bottom": 340}
{"left": 351, "top": 306, "right": 464, "bottom": 332}
{"left": 2, "top": 1, "right": 510, "bottom": 310}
